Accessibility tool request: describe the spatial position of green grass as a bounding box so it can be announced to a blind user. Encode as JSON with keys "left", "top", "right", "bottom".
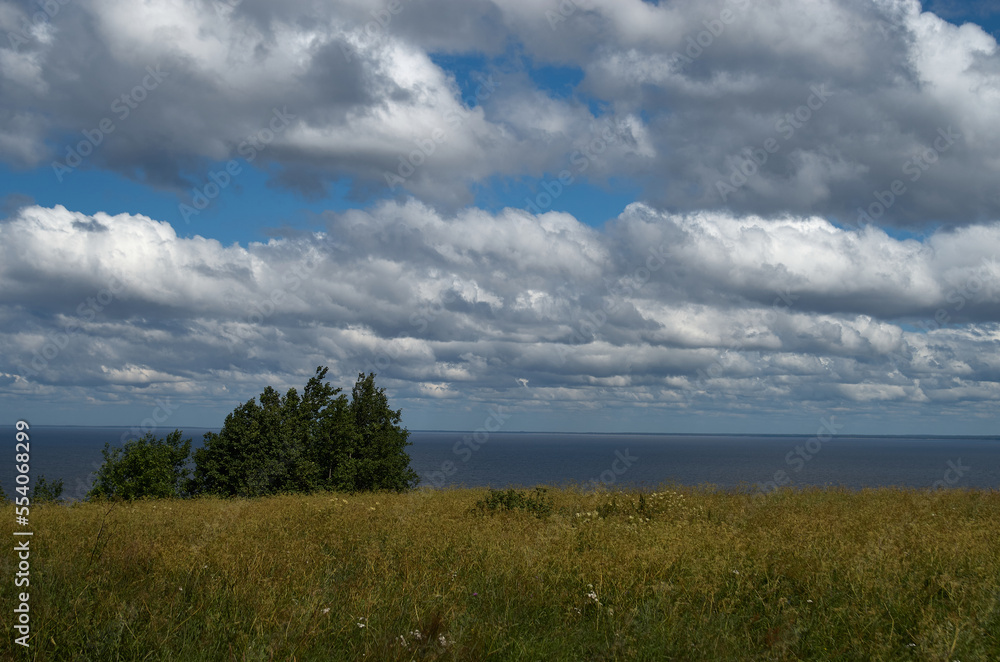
{"left": 3, "top": 486, "right": 999, "bottom": 660}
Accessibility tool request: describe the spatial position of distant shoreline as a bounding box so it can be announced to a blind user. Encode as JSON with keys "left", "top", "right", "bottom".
{"left": 5, "top": 424, "right": 1000, "bottom": 440}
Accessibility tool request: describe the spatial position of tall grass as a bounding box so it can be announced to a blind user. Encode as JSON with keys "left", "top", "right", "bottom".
{"left": 3, "top": 486, "right": 998, "bottom": 660}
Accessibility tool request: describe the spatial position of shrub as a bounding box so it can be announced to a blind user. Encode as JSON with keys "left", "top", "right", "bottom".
{"left": 33, "top": 474, "right": 64, "bottom": 503}
{"left": 474, "top": 487, "right": 554, "bottom": 517}
{"left": 88, "top": 430, "right": 192, "bottom": 500}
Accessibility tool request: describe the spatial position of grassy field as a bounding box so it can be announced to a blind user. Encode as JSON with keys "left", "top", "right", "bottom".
{"left": 3, "top": 486, "right": 999, "bottom": 661}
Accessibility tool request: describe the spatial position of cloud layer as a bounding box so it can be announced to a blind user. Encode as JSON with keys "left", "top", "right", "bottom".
{"left": 4, "top": 0, "right": 1000, "bottom": 432}
{"left": 3, "top": 202, "right": 1000, "bottom": 428}
{"left": 2, "top": 0, "right": 1000, "bottom": 224}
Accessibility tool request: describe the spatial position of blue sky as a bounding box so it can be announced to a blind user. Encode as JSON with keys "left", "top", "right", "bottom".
{"left": 3, "top": 0, "right": 1000, "bottom": 435}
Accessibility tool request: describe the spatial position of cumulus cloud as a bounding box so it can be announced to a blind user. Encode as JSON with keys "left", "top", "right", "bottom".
{"left": 1, "top": 0, "right": 999, "bottom": 223}
{"left": 4, "top": 0, "right": 1000, "bottom": 431}
{"left": 3, "top": 202, "right": 1000, "bottom": 424}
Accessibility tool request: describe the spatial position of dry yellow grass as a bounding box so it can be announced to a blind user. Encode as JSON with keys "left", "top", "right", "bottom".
{"left": 3, "top": 486, "right": 999, "bottom": 660}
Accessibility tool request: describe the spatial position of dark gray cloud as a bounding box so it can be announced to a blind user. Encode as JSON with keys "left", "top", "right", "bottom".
{"left": 2, "top": 0, "right": 997, "bottom": 224}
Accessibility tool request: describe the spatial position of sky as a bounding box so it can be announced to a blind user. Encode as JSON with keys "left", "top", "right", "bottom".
{"left": 2, "top": 0, "right": 1000, "bottom": 436}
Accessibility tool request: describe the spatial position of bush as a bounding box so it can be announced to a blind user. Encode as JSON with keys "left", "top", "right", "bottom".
{"left": 88, "top": 430, "right": 192, "bottom": 500}
{"left": 33, "top": 474, "right": 64, "bottom": 503}
{"left": 474, "top": 487, "right": 553, "bottom": 517}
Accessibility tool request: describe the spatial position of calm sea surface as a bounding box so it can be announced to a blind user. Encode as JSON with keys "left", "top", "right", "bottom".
{"left": 3, "top": 426, "right": 999, "bottom": 500}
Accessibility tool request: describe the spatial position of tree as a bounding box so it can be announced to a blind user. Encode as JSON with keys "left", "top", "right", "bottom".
{"left": 298, "top": 367, "right": 357, "bottom": 491}
{"left": 190, "top": 367, "right": 418, "bottom": 496}
{"left": 88, "top": 430, "right": 192, "bottom": 500}
{"left": 190, "top": 384, "right": 320, "bottom": 497}
{"left": 343, "top": 372, "right": 419, "bottom": 491}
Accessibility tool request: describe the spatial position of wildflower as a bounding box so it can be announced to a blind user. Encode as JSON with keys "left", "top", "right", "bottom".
{"left": 410, "top": 629, "right": 423, "bottom": 640}
{"left": 322, "top": 608, "right": 330, "bottom": 614}
{"left": 357, "top": 617, "right": 368, "bottom": 629}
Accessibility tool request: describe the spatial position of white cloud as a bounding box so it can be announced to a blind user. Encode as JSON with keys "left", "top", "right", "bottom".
{"left": 3, "top": 202, "right": 1000, "bottom": 426}
{"left": 1, "top": 0, "right": 998, "bottom": 221}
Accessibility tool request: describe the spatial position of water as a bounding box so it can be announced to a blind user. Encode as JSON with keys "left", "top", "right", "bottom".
{"left": 3, "top": 427, "right": 999, "bottom": 500}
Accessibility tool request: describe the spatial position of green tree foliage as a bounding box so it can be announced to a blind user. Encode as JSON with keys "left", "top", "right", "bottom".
{"left": 190, "top": 368, "right": 418, "bottom": 497}
{"left": 33, "top": 474, "right": 65, "bottom": 503}
{"left": 189, "top": 384, "right": 312, "bottom": 497}
{"left": 344, "top": 372, "right": 419, "bottom": 491}
{"left": 88, "top": 430, "right": 192, "bottom": 500}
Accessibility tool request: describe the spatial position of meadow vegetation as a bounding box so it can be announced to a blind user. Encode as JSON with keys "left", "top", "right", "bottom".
{"left": 2, "top": 485, "right": 998, "bottom": 660}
